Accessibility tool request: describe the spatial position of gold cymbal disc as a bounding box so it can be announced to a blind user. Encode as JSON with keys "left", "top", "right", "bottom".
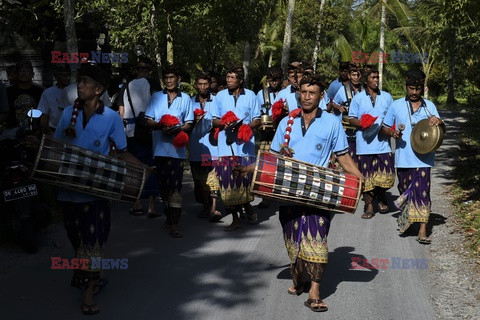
{"left": 410, "top": 118, "right": 444, "bottom": 154}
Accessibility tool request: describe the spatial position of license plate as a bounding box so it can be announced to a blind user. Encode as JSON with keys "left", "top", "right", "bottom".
{"left": 3, "top": 184, "right": 38, "bottom": 202}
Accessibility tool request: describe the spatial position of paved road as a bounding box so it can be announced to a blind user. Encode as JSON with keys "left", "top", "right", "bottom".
{"left": 1, "top": 112, "right": 459, "bottom": 320}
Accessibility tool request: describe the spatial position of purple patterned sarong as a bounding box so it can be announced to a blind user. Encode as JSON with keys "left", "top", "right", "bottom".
{"left": 394, "top": 167, "right": 431, "bottom": 233}
{"left": 279, "top": 206, "right": 330, "bottom": 264}
{"left": 357, "top": 152, "right": 395, "bottom": 192}
{"left": 215, "top": 156, "right": 255, "bottom": 206}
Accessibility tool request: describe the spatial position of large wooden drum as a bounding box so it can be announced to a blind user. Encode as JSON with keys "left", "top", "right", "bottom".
{"left": 251, "top": 151, "right": 362, "bottom": 213}
{"left": 31, "top": 135, "right": 147, "bottom": 203}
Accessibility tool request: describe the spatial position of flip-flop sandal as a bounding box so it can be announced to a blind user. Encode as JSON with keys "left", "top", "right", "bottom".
{"left": 209, "top": 211, "right": 223, "bottom": 222}
{"left": 304, "top": 299, "right": 328, "bottom": 312}
{"left": 361, "top": 211, "right": 374, "bottom": 219}
{"left": 169, "top": 229, "right": 183, "bottom": 238}
{"left": 416, "top": 237, "right": 432, "bottom": 244}
{"left": 378, "top": 202, "right": 389, "bottom": 213}
{"left": 129, "top": 208, "right": 146, "bottom": 216}
{"left": 81, "top": 303, "right": 100, "bottom": 315}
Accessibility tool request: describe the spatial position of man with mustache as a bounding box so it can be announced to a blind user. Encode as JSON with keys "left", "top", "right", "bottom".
{"left": 348, "top": 65, "right": 394, "bottom": 219}
{"left": 381, "top": 68, "right": 445, "bottom": 244}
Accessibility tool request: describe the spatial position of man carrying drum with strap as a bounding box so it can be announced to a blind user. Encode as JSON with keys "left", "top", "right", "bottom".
{"left": 236, "top": 74, "right": 363, "bottom": 313}
{"left": 381, "top": 68, "right": 445, "bottom": 244}
{"left": 27, "top": 63, "right": 146, "bottom": 315}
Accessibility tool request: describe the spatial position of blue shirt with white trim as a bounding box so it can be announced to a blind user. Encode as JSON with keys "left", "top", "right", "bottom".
{"left": 271, "top": 108, "right": 348, "bottom": 168}
{"left": 348, "top": 89, "right": 393, "bottom": 155}
{"left": 54, "top": 102, "right": 127, "bottom": 202}
{"left": 145, "top": 89, "right": 194, "bottom": 159}
{"left": 188, "top": 94, "right": 217, "bottom": 162}
{"left": 383, "top": 97, "right": 440, "bottom": 168}
{"left": 212, "top": 88, "right": 261, "bottom": 157}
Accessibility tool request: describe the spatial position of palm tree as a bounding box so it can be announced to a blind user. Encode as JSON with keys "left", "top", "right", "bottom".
{"left": 281, "top": 0, "right": 295, "bottom": 73}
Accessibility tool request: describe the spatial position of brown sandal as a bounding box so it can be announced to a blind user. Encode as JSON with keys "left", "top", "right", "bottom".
{"left": 361, "top": 211, "right": 374, "bottom": 219}
{"left": 304, "top": 299, "right": 328, "bottom": 312}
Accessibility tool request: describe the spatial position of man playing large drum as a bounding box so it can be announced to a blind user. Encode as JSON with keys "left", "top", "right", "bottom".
{"left": 268, "top": 74, "right": 363, "bottom": 312}
{"left": 381, "top": 68, "right": 445, "bottom": 244}
{"left": 50, "top": 64, "right": 145, "bottom": 315}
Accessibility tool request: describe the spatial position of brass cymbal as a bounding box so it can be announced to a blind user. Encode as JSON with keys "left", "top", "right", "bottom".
{"left": 410, "top": 118, "right": 444, "bottom": 154}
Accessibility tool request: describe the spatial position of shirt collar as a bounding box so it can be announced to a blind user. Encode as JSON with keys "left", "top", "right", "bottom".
{"left": 228, "top": 88, "right": 246, "bottom": 95}
{"left": 295, "top": 107, "right": 323, "bottom": 119}
{"left": 405, "top": 96, "right": 427, "bottom": 108}
{"left": 365, "top": 88, "right": 381, "bottom": 96}
{"left": 194, "top": 93, "right": 213, "bottom": 102}
{"left": 162, "top": 88, "right": 182, "bottom": 96}
{"left": 78, "top": 100, "right": 105, "bottom": 114}
{"left": 290, "top": 85, "right": 296, "bottom": 93}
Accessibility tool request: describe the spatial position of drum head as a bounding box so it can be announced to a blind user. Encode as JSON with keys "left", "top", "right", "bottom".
{"left": 410, "top": 119, "right": 444, "bottom": 154}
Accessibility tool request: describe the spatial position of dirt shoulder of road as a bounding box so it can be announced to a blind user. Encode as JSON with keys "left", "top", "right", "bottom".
{"left": 426, "top": 109, "right": 480, "bottom": 320}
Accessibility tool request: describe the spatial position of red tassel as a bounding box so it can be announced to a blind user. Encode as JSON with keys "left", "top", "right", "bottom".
{"left": 272, "top": 99, "right": 287, "bottom": 121}
{"left": 289, "top": 108, "right": 302, "bottom": 119}
{"left": 391, "top": 122, "right": 396, "bottom": 131}
{"left": 194, "top": 108, "right": 206, "bottom": 116}
{"left": 173, "top": 131, "right": 189, "bottom": 148}
{"left": 237, "top": 124, "right": 252, "bottom": 143}
{"left": 221, "top": 111, "right": 239, "bottom": 126}
{"left": 359, "top": 114, "right": 378, "bottom": 129}
{"left": 159, "top": 114, "right": 180, "bottom": 126}
{"left": 213, "top": 128, "right": 220, "bottom": 140}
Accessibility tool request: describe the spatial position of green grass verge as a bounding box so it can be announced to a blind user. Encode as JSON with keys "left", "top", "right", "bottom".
{"left": 450, "top": 102, "right": 480, "bottom": 256}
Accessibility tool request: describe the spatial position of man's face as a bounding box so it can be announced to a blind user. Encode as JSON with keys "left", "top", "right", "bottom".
{"left": 349, "top": 71, "right": 361, "bottom": 85}
{"left": 406, "top": 85, "right": 423, "bottom": 102}
{"left": 267, "top": 76, "right": 282, "bottom": 92}
{"left": 366, "top": 72, "right": 379, "bottom": 91}
{"left": 196, "top": 78, "right": 210, "bottom": 96}
{"left": 339, "top": 68, "right": 349, "bottom": 82}
{"left": 136, "top": 63, "right": 152, "bottom": 78}
{"left": 16, "top": 67, "right": 34, "bottom": 83}
{"left": 77, "top": 75, "right": 102, "bottom": 101}
{"left": 163, "top": 73, "right": 179, "bottom": 91}
{"left": 210, "top": 77, "right": 218, "bottom": 90}
{"left": 288, "top": 70, "right": 304, "bottom": 90}
{"left": 55, "top": 72, "right": 71, "bottom": 88}
{"left": 226, "top": 72, "right": 241, "bottom": 91}
{"left": 300, "top": 83, "right": 323, "bottom": 113}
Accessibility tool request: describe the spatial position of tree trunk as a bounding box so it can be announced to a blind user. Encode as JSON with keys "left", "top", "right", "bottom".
{"left": 281, "top": 0, "right": 295, "bottom": 74}
{"left": 447, "top": 29, "right": 456, "bottom": 103}
{"left": 312, "top": 0, "right": 326, "bottom": 71}
{"left": 243, "top": 41, "right": 251, "bottom": 87}
{"left": 64, "top": 0, "right": 78, "bottom": 80}
{"left": 166, "top": 12, "right": 174, "bottom": 64}
{"left": 151, "top": 4, "right": 162, "bottom": 81}
{"left": 378, "top": 1, "right": 386, "bottom": 90}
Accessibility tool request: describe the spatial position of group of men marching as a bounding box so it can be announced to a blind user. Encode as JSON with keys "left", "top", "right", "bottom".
{"left": 8, "top": 57, "right": 445, "bottom": 314}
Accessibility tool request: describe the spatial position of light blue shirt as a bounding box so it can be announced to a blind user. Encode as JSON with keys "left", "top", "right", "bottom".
{"left": 327, "top": 78, "right": 343, "bottom": 100}
{"left": 188, "top": 94, "right": 217, "bottom": 162}
{"left": 333, "top": 83, "right": 363, "bottom": 121}
{"left": 348, "top": 90, "right": 393, "bottom": 155}
{"left": 54, "top": 103, "right": 127, "bottom": 202}
{"left": 271, "top": 109, "right": 348, "bottom": 168}
{"left": 256, "top": 88, "right": 278, "bottom": 116}
{"left": 212, "top": 88, "right": 261, "bottom": 157}
{"left": 383, "top": 97, "right": 440, "bottom": 168}
{"left": 145, "top": 89, "right": 194, "bottom": 159}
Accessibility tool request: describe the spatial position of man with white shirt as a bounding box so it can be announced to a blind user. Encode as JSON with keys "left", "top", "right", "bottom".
{"left": 39, "top": 64, "right": 71, "bottom": 133}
